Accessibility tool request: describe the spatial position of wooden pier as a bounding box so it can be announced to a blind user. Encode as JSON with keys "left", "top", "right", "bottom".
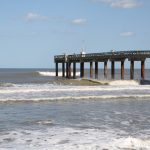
{"left": 54, "top": 50, "right": 150, "bottom": 80}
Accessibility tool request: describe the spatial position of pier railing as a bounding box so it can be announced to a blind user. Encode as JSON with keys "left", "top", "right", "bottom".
{"left": 54, "top": 50, "right": 150, "bottom": 63}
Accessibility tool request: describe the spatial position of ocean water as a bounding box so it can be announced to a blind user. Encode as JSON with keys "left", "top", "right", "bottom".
{"left": 0, "top": 68, "right": 150, "bottom": 150}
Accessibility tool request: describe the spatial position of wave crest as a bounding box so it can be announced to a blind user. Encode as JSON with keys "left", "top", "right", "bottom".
{"left": 109, "top": 80, "right": 139, "bottom": 86}
{"left": 38, "top": 71, "right": 80, "bottom": 77}
{"left": 1, "top": 95, "right": 150, "bottom": 103}
{"left": 0, "top": 82, "right": 15, "bottom": 87}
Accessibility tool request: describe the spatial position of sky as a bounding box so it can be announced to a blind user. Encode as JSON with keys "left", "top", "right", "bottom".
{"left": 0, "top": 0, "right": 150, "bottom": 68}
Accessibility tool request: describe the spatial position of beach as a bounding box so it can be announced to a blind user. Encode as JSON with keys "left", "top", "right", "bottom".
{"left": 0, "top": 68, "right": 150, "bottom": 149}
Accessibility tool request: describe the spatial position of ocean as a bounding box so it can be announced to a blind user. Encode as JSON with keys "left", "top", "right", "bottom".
{"left": 0, "top": 68, "right": 150, "bottom": 150}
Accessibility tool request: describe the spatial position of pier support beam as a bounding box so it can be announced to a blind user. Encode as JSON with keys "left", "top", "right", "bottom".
{"left": 68, "top": 63, "right": 71, "bottom": 79}
{"left": 111, "top": 61, "right": 115, "bottom": 79}
{"left": 141, "top": 60, "right": 145, "bottom": 79}
{"left": 130, "top": 60, "right": 134, "bottom": 80}
{"left": 73, "top": 62, "right": 76, "bottom": 79}
{"left": 104, "top": 61, "right": 107, "bottom": 79}
{"left": 95, "top": 62, "right": 98, "bottom": 79}
{"left": 90, "top": 62, "right": 93, "bottom": 78}
{"left": 80, "top": 62, "right": 84, "bottom": 78}
{"left": 121, "top": 61, "right": 124, "bottom": 80}
{"left": 62, "top": 63, "right": 65, "bottom": 77}
{"left": 56, "top": 63, "right": 58, "bottom": 77}
{"left": 66, "top": 62, "right": 69, "bottom": 78}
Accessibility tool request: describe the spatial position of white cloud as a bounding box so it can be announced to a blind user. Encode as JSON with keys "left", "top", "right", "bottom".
{"left": 91, "top": 0, "right": 142, "bottom": 8}
{"left": 120, "top": 31, "right": 135, "bottom": 37}
{"left": 71, "top": 18, "right": 87, "bottom": 25}
{"left": 25, "top": 12, "right": 48, "bottom": 22}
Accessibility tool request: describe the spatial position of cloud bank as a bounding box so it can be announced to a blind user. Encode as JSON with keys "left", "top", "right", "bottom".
{"left": 91, "top": 0, "right": 142, "bottom": 8}
{"left": 71, "top": 18, "right": 87, "bottom": 25}
{"left": 120, "top": 31, "right": 135, "bottom": 37}
{"left": 25, "top": 12, "right": 48, "bottom": 22}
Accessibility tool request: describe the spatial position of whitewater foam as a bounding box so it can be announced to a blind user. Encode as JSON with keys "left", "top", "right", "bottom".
{"left": 0, "top": 83, "right": 150, "bottom": 102}
{"left": 38, "top": 71, "right": 80, "bottom": 77}
{"left": 0, "top": 128, "right": 150, "bottom": 150}
{"left": 0, "top": 82, "right": 15, "bottom": 87}
{"left": 109, "top": 80, "right": 139, "bottom": 86}
{"left": 80, "top": 78, "right": 140, "bottom": 86}
{"left": 0, "top": 94, "right": 150, "bottom": 103}
{"left": 114, "top": 136, "right": 150, "bottom": 149}
{"left": 35, "top": 120, "right": 53, "bottom": 125}
{"left": 0, "top": 83, "right": 150, "bottom": 94}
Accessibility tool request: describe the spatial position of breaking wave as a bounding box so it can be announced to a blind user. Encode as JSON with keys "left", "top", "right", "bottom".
{"left": 108, "top": 80, "right": 139, "bottom": 86}
{"left": 0, "top": 82, "right": 15, "bottom": 87}
{"left": 82, "top": 79, "right": 140, "bottom": 85}
{"left": 0, "top": 83, "right": 150, "bottom": 102}
{"left": 38, "top": 71, "right": 80, "bottom": 77}
{"left": 1, "top": 95, "right": 150, "bottom": 103}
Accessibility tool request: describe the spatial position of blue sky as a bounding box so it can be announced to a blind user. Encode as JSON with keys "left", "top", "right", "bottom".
{"left": 0, "top": 0, "right": 150, "bottom": 68}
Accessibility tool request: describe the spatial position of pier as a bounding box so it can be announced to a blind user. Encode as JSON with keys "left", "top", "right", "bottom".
{"left": 54, "top": 50, "right": 150, "bottom": 80}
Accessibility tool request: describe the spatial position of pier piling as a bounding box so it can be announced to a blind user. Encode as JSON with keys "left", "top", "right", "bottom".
{"left": 130, "top": 60, "right": 134, "bottom": 80}
{"left": 66, "top": 62, "right": 69, "bottom": 78}
{"left": 62, "top": 63, "right": 65, "bottom": 77}
{"left": 73, "top": 62, "right": 76, "bottom": 79}
{"left": 121, "top": 61, "right": 124, "bottom": 80}
{"left": 56, "top": 63, "right": 58, "bottom": 77}
{"left": 104, "top": 61, "right": 108, "bottom": 79}
{"left": 54, "top": 50, "right": 150, "bottom": 80}
{"left": 95, "top": 62, "right": 98, "bottom": 79}
{"left": 111, "top": 61, "right": 115, "bottom": 79}
{"left": 68, "top": 63, "right": 71, "bottom": 78}
{"left": 141, "top": 60, "right": 145, "bottom": 79}
{"left": 80, "top": 62, "right": 84, "bottom": 78}
{"left": 90, "top": 62, "right": 93, "bottom": 78}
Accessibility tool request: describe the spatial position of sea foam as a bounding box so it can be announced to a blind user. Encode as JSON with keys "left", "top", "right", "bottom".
{"left": 38, "top": 71, "right": 80, "bottom": 77}
{"left": 0, "top": 83, "right": 150, "bottom": 102}
{"left": 0, "top": 128, "right": 150, "bottom": 150}
{"left": 109, "top": 80, "right": 139, "bottom": 86}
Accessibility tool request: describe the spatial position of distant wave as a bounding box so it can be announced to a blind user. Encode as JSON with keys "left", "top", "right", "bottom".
{"left": 0, "top": 82, "right": 15, "bottom": 87}
{"left": 81, "top": 79, "right": 140, "bottom": 86}
{"left": 38, "top": 71, "right": 80, "bottom": 77}
{"left": 1, "top": 95, "right": 150, "bottom": 103}
{"left": 1, "top": 82, "right": 150, "bottom": 103}
{"left": 1, "top": 84, "right": 150, "bottom": 94}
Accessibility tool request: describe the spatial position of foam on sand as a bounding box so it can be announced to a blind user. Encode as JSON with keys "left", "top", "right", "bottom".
{"left": 115, "top": 136, "right": 150, "bottom": 149}
{"left": 0, "top": 127, "right": 150, "bottom": 150}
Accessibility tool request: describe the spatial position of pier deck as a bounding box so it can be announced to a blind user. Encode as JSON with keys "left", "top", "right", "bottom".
{"left": 54, "top": 50, "right": 150, "bottom": 80}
